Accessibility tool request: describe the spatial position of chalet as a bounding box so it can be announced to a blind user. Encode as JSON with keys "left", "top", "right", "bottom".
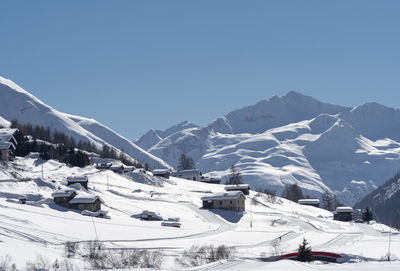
{"left": 298, "top": 199, "right": 320, "bottom": 208}
{"left": 225, "top": 184, "right": 250, "bottom": 195}
{"left": 201, "top": 191, "right": 246, "bottom": 211}
{"left": 333, "top": 206, "right": 354, "bottom": 222}
{"left": 152, "top": 169, "right": 171, "bottom": 179}
{"left": 68, "top": 193, "right": 104, "bottom": 212}
{"left": 51, "top": 189, "right": 77, "bottom": 207}
{"left": 171, "top": 169, "right": 203, "bottom": 181}
{"left": 0, "top": 128, "right": 18, "bottom": 161}
{"left": 67, "top": 176, "right": 88, "bottom": 189}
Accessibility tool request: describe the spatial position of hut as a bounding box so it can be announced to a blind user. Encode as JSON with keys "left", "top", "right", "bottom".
{"left": 298, "top": 199, "right": 320, "bottom": 208}
{"left": 67, "top": 176, "right": 88, "bottom": 189}
{"left": 333, "top": 206, "right": 354, "bottom": 222}
{"left": 51, "top": 189, "right": 77, "bottom": 207}
{"left": 225, "top": 184, "right": 250, "bottom": 195}
{"left": 68, "top": 193, "right": 104, "bottom": 212}
{"left": 171, "top": 169, "right": 203, "bottom": 181}
{"left": 201, "top": 191, "right": 246, "bottom": 211}
{"left": 152, "top": 169, "right": 171, "bottom": 179}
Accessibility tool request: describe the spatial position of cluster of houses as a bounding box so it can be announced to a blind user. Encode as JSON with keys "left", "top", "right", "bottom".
{"left": 51, "top": 176, "right": 106, "bottom": 216}
{"left": 297, "top": 198, "right": 364, "bottom": 222}
{"left": 0, "top": 128, "right": 18, "bottom": 161}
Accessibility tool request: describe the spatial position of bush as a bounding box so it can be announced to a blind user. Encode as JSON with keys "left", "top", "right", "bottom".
{"left": 176, "top": 245, "right": 236, "bottom": 267}
{"left": 0, "top": 255, "right": 18, "bottom": 271}
{"left": 64, "top": 241, "right": 79, "bottom": 258}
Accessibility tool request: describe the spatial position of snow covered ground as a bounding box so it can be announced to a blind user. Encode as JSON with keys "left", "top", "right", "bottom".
{"left": 1, "top": 155, "right": 400, "bottom": 270}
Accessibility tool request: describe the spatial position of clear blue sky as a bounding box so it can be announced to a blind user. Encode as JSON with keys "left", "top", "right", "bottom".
{"left": 0, "top": 1, "right": 399, "bottom": 140}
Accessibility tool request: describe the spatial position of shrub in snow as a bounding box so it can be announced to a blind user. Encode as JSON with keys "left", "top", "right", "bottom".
{"left": 176, "top": 245, "right": 236, "bottom": 267}
{"left": 25, "top": 254, "right": 51, "bottom": 271}
{"left": 0, "top": 255, "right": 18, "bottom": 271}
{"left": 296, "top": 238, "right": 314, "bottom": 262}
{"left": 64, "top": 241, "right": 79, "bottom": 258}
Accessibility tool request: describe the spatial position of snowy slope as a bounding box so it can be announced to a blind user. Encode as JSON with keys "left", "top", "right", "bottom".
{"left": 66, "top": 114, "right": 170, "bottom": 169}
{"left": 355, "top": 172, "right": 400, "bottom": 225}
{"left": 0, "top": 76, "right": 170, "bottom": 169}
{"left": 0, "top": 155, "right": 399, "bottom": 270}
{"left": 147, "top": 94, "right": 400, "bottom": 205}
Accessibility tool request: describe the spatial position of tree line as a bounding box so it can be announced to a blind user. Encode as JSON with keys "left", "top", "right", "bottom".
{"left": 10, "top": 120, "right": 145, "bottom": 169}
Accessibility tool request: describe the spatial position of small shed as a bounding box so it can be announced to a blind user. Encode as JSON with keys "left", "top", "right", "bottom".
{"left": 201, "top": 191, "right": 246, "bottom": 211}
{"left": 333, "top": 206, "right": 354, "bottom": 222}
{"left": 171, "top": 169, "right": 203, "bottom": 181}
{"left": 298, "top": 198, "right": 320, "bottom": 208}
{"left": 96, "top": 163, "right": 112, "bottom": 170}
{"left": 152, "top": 169, "right": 171, "bottom": 179}
{"left": 225, "top": 184, "right": 250, "bottom": 195}
{"left": 67, "top": 176, "right": 88, "bottom": 189}
{"left": 51, "top": 189, "right": 77, "bottom": 207}
{"left": 68, "top": 193, "right": 104, "bottom": 212}
{"left": 123, "top": 166, "right": 135, "bottom": 173}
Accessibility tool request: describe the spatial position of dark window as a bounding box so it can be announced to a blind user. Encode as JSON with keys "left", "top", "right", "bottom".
{"left": 230, "top": 200, "right": 232, "bottom": 204}
{"left": 220, "top": 201, "right": 222, "bottom": 205}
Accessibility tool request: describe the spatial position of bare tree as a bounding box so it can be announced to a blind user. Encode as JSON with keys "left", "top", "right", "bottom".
{"left": 226, "top": 164, "right": 242, "bottom": 185}
{"left": 178, "top": 153, "right": 195, "bottom": 170}
{"left": 281, "top": 183, "right": 304, "bottom": 202}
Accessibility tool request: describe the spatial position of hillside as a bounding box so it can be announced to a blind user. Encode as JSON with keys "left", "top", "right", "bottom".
{"left": 0, "top": 155, "right": 399, "bottom": 270}
{"left": 0, "top": 76, "right": 170, "bottom": 169}
{"left": 355, "top": 172, "right": 400, "bottom": 226}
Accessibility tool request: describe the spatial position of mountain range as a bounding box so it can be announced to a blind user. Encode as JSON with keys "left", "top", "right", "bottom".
{"left": 2, "top": 75, "right": 400, "bottom": 206}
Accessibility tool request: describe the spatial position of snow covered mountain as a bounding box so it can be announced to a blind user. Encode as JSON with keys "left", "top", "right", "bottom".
{"left": 135, "top": 121, "right": 198, "bottom": 151}
{"left": 0, "top": 76, "right": 170, "bottom": 169}
{"left": 144, "top": 93, "right": 400, "bottom": 205}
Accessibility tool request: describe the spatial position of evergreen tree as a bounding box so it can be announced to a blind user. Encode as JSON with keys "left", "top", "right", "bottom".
{"left": 363, "top": 207, "right": 373, "bottom": 222}
{"left": 393, "top": 211, "right": 400, "bottom": 231}
{"left": 296, "top": 238, "right": 313, "bottom": 262}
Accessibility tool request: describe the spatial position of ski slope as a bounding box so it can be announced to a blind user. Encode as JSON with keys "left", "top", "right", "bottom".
{"left": 0, "top": 156, "right": 399, "bottom": 270}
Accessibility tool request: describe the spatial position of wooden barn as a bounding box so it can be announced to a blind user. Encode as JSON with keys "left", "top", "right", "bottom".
{"left": 201, "top": 191, "right": 246, "bottom": 211}
{"left": 68, "top": 193, "right": 104, "bottom": 212}
{"left": 171, "top": 169, "right": 203, "bottom": 181}
{"left": 225, "top": 184, "right": 250, "bottom": 195}
{"left": 333, "top": 206, "right": 354, "bottom": 222}
{"left": 67, "top": 176, "right": 89, "bottom": 189}
{"left": 152, "top": 169, "right": 171, "bottom": 179}
{"left": 51, "top": 189, "right": 77, "bottom": 207}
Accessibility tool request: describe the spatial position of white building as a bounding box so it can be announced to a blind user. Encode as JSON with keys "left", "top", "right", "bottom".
{"left": 298, "top": 198, "right": 320, "bottom": 207}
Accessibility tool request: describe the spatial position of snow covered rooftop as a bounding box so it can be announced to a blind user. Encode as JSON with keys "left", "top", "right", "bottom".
{"left": 298, "top": 199, "right": 320, "bottom": 205}
{"left": 51, "top": 189, "right": 76, "bottom": 198}
{"left": 201, "top": 191, "right": 244, "bottom": 201}
{"left": 336, "top": 206, "right": 354, "bottom": 213}
{"left": 153, "top": 169, "right": 171, "bottom": 174}
{"left": 69, "top": 193, "right": 104, "bottom": 204}
{"left": 0, "top": 141, "right": 15, "bottom": 150}
{"left": 225, "top": 184, "right": 250, "bottom": 190}
{"left": 67, "top": 176, "right": 88, "bottom": 182}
